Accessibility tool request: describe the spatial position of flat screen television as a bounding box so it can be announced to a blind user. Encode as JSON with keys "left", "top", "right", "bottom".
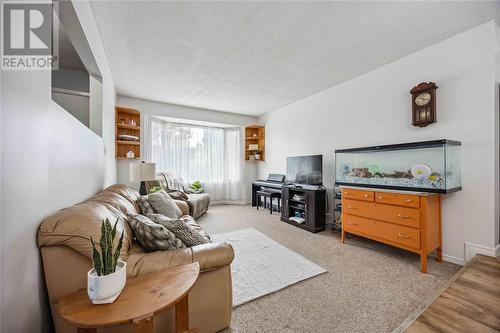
{"left": 286, "top": 155, "right": 323, "bottom": 185}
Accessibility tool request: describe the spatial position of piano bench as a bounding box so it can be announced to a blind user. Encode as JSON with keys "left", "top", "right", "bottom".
{"left": 256, "top": 190, "right": 281, "bottom": 214}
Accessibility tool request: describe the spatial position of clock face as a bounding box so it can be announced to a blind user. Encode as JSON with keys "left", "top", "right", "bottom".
{"left": 415, "top": 92, "right": 431, "bottom": 106}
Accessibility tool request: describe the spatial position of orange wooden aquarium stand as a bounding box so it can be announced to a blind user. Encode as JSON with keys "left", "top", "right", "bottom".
{"left": 341, "top": 187, "right": 442, "bottom": 273}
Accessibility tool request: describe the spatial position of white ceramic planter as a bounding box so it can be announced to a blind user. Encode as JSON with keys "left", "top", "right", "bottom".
{"left": 87, "top": 260, "right": 127, "bottom": 304}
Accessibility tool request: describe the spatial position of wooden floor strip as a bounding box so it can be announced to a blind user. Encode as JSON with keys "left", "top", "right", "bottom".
{"left": 403, "top": 255, "right": 500, "bottom": 333}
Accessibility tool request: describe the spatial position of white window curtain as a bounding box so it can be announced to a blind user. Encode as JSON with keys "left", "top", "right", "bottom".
{"left": 150, "top": 117, "right": 243, "bottom": 202}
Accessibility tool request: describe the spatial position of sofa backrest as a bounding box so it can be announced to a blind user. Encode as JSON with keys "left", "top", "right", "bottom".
{"left": 38, "top": 184, "right": 140, "bottom": 259}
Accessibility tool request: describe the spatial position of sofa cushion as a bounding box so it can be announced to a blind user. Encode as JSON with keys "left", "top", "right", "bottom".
{"left": 104, "top": 184, "right": 141, "bottom": 211}
{"left": 145, "top": 214, "right": 209, "bottom": 247}
{"left": 174, "top": 200, "right": 190, "bottom": 216}
{"left": 38, "top": 201, "right": 133, "bottom": 259}
{"left": 86, "top": 191, "right": 139, "bottom": 217}
{"left": 148, "top": 191, "right": 183, "bottom": 218}
{"left": 127, "top": 214, "right": 186, "bottom": 252}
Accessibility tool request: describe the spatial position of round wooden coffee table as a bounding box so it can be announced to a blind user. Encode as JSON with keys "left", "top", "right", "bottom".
{"left": 57, "top": 262, "right": 200, "bottom": 333}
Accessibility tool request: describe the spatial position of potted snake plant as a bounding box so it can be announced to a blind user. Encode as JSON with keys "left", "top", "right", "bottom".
{"left": 87, "top": 218, "right": 126, "bottom": 304}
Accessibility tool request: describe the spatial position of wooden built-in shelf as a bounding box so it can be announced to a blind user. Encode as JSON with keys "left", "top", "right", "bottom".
{"left": 116, "top": 123, "right": 141, "bottom": 130}
{"left": 116, "top": 106, "right": 140, "bottom": 115}
{"left": 116, "top": 106, "right": 141, "bottom": 159}
{"left": 117, "top": 140, "right": 140, "bottom": 146}
{"left": 245, "top": 125, "right": 265, "bottom": 161}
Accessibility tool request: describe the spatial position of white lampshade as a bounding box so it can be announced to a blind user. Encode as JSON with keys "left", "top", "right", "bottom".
{"left": 130, "top": 162, "right": 157, "bottom": 182}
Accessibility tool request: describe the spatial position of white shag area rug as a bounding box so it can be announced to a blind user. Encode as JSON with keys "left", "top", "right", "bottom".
{"left": 211, "top": 228, "right": 327, "bottom": 307}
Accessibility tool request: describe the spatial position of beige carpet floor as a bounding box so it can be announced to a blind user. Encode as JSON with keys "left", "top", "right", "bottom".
{"left": 198, "top": 205, "right": 460, "bottom": 333}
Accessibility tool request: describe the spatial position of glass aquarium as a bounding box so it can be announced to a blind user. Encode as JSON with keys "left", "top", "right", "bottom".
{"left": 335, "top": 140, "right": 461, "bottom": 193}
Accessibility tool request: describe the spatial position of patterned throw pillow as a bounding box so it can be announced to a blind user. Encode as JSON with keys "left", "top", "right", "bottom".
{"left": 127, "top": 214, "right": 186, "bottom": 252}
{"left": 136, "top": 195, "right": 155, "bottom": 214}
{"left": 148, "top": 191, "right": 183, "bottom": 219}
{"left": 180, "top": 215, "right": 211, "bottom": 241}
{"left": 146, "top": 214, "right": 209, "bottom": 247}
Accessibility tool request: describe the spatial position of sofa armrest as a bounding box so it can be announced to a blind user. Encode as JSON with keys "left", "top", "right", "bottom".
{"left": 126, "top": 242, "right": 234, "bottom": 278}
{"left": 174, "top": 200, "right": 190, "bottom": 216}
{"left": 192, "top": 242, "right": 234, "bottom": 271}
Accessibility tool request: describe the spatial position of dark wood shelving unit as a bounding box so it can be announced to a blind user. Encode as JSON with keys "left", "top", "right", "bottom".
{"left": 281, "top": 185, "right": 326, "bottom": 233}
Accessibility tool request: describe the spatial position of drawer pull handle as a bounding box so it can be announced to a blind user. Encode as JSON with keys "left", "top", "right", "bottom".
{"left": 406, "top": 199, "right": 413, "bottom": 203}
{"left": 344, "top": 192, "right": 349, "bottom": 195}
{"left": 397, "top": 233, "right": 409, "bottom": 238}
{"left": 378, "top": 196, "right": 384, "bottom": 199}
{"left": 398, "top": 214, "right": 410, "bottom": 219}
{"left": 347, "top": 206, "right": 357, "bottom": 210}
{"left": 364, "top": 194, "right": 369, "bottom": 198}
{"left": 347, "top": 221, "right": 357, "bottom": 225}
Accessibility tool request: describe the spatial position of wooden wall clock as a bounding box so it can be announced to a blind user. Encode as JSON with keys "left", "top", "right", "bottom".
{"left": 410, "top": 82, "right": 438, "bottom": 127}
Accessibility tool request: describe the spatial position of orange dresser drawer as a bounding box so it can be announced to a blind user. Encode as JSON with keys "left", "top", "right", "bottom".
{"left": 343, "top": 214, "right": 420, "bottom": 250}
{"left": 342, "top": 188, "right": 374, "bottom": 202}
{"left": 343, "top": 199, "right": 420, "bottom": 229}
{"left": 375, "top": 192, "right": 419, "bottom": 208}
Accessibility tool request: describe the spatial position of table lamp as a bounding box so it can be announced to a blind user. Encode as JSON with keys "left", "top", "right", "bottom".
{"left": 130, "top": 162, "right": 157, "bottom": 195}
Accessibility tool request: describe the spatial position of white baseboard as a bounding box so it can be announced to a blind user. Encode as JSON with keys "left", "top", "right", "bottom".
{"left": 442, "top": 254, "right": 465, "bottom": 266}
{"left": 465, "top": 242, "right": 500, "bottom": 262}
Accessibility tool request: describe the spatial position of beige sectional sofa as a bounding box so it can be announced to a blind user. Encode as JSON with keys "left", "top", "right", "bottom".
{"left": 37, "top": 184, "right": 234, "bottom": 333}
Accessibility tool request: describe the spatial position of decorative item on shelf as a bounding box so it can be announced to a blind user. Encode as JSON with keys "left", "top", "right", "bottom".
{"left": 126, "top": 151, "right": 135, "bottom": 159}
{"left": 410, "top": 82, "right": 438, "bottom": 127}
{"left": 249, "top": 154, "right": 256, "bottom": 161}
{"left": 88, "top": 218, "right": 126, "bottom": 304}
{"left": 128, "top": 119, "right": 137, "bottom": 126}
{"left": 130, "top": 161, "right": 157, "bottom": 195}
{"left": 290, "top": 217, "right": 305, "bottom": 224}
{"left": 252, "top": 132, "right": 257, "bottom": 137}
{"left": 254, "top": 153, "right": 261, "bottom": 160}
{"left": 248, "top": 144, "right": 259, "bottom": 150}
{"left": 120, "top": 118, "right": 126, "bottom": 125}
{"left": 118, "top": 134, "right": 139, "bottom": 142}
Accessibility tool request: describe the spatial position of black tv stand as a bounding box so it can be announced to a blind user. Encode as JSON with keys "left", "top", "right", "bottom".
{"left": 281, "top": 184, "right": 326, "bottom": 233}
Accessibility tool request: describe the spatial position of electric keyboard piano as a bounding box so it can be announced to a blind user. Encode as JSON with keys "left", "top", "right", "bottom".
{"left": 251, "top": 174, "right": 285, "bottom": 206}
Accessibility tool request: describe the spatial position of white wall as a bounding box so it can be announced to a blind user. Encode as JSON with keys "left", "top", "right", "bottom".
{"left": 116, "top": 96, "right": 258, "bottom": 203}
{"left": 0, "top": 2, "right": 116, "bottom": 332}
{"left": 258, "top": 21, "right": 499, "bottom": 263}
{"left": 52, "top": 91, "right": 90, "bottom": 126}
{"left": 495, "top": 24, "right": 500, "bottom": 246}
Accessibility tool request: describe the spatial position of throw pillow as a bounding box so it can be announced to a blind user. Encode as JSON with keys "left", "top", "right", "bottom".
{"left": 127, "top": 214, "right": 186, "bottom": 252}
{"left": 136, "top": 195, "right": 155, "bottom": 214}
{"left": 146, "top": 213, "right": 209, "bottom": 247}
{"left": 180, "top": 215, "right": 211, "bottom": 241}
{"left": 148, "top": 191, "right": 183, "bottom": 219}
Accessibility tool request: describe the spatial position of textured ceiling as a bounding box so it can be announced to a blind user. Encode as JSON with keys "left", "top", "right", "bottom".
{"left": 91, "top": 1, "right": 497, "bottom": 116}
